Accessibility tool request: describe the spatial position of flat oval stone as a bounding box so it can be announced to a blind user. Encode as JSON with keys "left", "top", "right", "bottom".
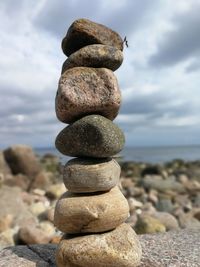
{"left": 56, "top": 223, "right": 142, "bottom": 267}
{"left": 54, "top": 186, "right": 129, "bottom": 234}
{"left": 62, "top": 18, "right": 123, "bottom": 56}
{"left": 62, "top": 44, "right": 123, "bottom": 73}
{"left": 56, "top": 67, "right": 121, "bottom": 124}
{"left": 55, "top": 115, "right": 125, "bottom": 158}
{"left": 63, "top": 158, "right": 120, "bottom": 192}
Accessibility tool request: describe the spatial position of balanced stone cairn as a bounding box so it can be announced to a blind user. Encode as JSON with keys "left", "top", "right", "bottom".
{"left": 54, "top": 18, "right": 142, "bottom": 267}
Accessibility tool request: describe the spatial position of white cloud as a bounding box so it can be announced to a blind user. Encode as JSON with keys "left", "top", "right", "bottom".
{"left": 0, "top": 0, "right": 200, "bottom": 148}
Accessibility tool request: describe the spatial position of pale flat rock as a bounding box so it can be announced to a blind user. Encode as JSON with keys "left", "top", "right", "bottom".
{"left": 0, "top": 229, "right": 200, "bottom": 266}
{"left": 63, "top": 157, "right": 120, "bottom": 192}
{"left": 54, "top": 186, "right": 129, "bottom": 234}
{"left": 56, "top": 224, "right": 142, "bottom": 267}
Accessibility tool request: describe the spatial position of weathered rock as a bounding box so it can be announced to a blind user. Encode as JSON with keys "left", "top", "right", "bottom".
{"left": 63, "top": 157, "right": 120, "bottom": 192}
{"left": 4, "top": 145, "right": 41, "bottom": 177}
{"left": 55, "top": 115, "right": 125, "bottom": 158}
{"left": 54, "top": 186, "right": 129, "bottom": 234}
{"left": 135, "top": 215, "right": 166, "bottom": 234}
{"left": 62, "top": 44, "right": 123, "bottom": 73}
{"left": 56, "top": 67, "right": 121, "bottom": 124}
{"left": 30, "top": 171, "right": 53, "bottom": 191}
{"left": 56, "top": 223, "right": 142, "bottom": 267}
{"left": 1, "top": 229, "right": 200, "bottom": 266}
{"left": 62, "top": 18, "right": 123, "bottom": 56}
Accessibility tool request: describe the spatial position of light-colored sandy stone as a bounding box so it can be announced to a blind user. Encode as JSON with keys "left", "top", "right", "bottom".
{"left": 63, "top": 158, "right": 120, "bottom": 192}
{"left": 54, "top": 186, "right": 129, "bottom": 234}
{"left": 56, "top": 223, "right": 142, "bottom": 267}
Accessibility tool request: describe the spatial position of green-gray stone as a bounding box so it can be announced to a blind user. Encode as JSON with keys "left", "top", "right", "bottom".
{"left": 55, "top": 115, "right": 125, "bottom": 158}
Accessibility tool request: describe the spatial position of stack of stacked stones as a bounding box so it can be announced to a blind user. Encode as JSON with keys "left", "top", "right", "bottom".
{"left": 54, "top": 18, "right": 142, "bottom": 267}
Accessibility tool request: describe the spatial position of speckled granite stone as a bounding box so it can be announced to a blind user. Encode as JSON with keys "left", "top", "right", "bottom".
{"left": 56, "top": 67, "right": 121, "bottom": 124}
{"left": 62, "top": 44, "right": 123, "bottom": 73}
{"left": 62, "top": 18, "right": 123, "bottom": 56}
{"left": 0, "top": 229, "right": 199, "bottom": 266}
{"left": 55, "top": 115, "right": 125, "bottom": 158}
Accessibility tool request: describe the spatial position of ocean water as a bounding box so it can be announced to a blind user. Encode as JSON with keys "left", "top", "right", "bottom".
{"left": 35, "top": 145, "right": 200, "bottom": 164}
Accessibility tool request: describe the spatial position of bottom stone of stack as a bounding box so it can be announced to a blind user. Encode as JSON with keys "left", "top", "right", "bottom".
{"left": 56, "top": 223, "right": 142, "bottom": 267}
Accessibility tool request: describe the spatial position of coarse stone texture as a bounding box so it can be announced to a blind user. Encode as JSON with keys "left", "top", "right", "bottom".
{"left": 62, "top": 18, "right": 123, "bottom": 56}
{"left": 139, "top": 229, "right": 200, "bottom": 267}
{"left": 62, "top": 44, "right": 123, "bottom": 73}
{"left": 55, "top": 115, "right": 125, "bottom": 158}
{"left": 56, "top": 67, "right": 121, "bottom": 124}
{"left": 54, "top": 186, "right": 129, "bottom": 234}
{"left": 0, "top": 229, "right": 200, "bottom": 266}
{"left": 3, "top": 145, "right": 41, "bottom": 177}
{"left": 63, "top": 157, "right": 120, "bottom": 192}
{"left": 56, "top": 224, "right": 142, "bottom": 267}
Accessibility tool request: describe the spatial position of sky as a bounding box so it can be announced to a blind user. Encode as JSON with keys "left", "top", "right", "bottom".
{"left": 0, "top": 0, "right": 200, "bottom": 149}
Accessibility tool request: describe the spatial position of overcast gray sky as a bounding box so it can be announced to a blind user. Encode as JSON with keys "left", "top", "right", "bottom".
{"left": 0, "top": 0, "right": 200, "bottom": 148}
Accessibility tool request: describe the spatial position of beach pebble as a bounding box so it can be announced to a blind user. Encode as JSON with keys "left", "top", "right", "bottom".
{"left": 62, "top": 44, "right": 123, "bottom": 73}
{"left": 63, "top": 157, "right": 120, "bottom": 192}
{"left": 54, "top": 186, "right": 129, "bottom": 234}
{"left": 62, "top": 18, "right": 123, "bottom": 56}
{"left": 55, "top": 115, "right": 125, "bottom": 158}
{"left": 56, "top": 223, "right": 142, "bottom": 267}
{"left": 134, "top": 214, "right": 166, "bottom": 234}
{"left": 56, "top": 67, "right": 121, "bottom": 123}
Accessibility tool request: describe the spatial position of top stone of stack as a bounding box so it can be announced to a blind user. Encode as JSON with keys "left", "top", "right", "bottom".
{"left": 62, "top": 18, "right": 124, "bottom": 56}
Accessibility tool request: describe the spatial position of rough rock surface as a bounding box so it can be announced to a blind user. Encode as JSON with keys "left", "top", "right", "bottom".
{"left": 3, "top": 145, "right": 41, "bottom": 177}
{"left": 56, "top": 224, "right": 141, "bottom": 267}
{"left": 56, "top": 67, "right": 121, "bottom": 123}
{"left": 55, "top": 115, "right": 125, "bottom": 158}
{"left": 62, "top": 44, "right": 123, "bottom": 73}
{"left": 63, "top": 157, "right": 120, "bottom": 192}
{"left": 54, "top": 186, "right": 129, "bottom": 234}
{"left": 0, "top": 229, "right": 199, "bottom": 267}
{"left": 62, "top": 18, "right": 123, "bottom": 56}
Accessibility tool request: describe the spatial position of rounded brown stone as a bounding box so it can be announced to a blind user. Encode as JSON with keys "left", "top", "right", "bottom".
{"left": 55, "top": 115, "right": 125, "bottom": 158}
{"left": 56, "top": 223, "right": 142, "bottom": 267}
{"left": 62, "top": 18, "right": 123, "bottom": 56}
{"left": 56, "top": 67, "right": 121, "bottom": 124}
{"left": 54, "top": 186, "right": 129, "bottom": 234}
{"left": 62, "top": 44, "right": 123, "bottom": 73}
{"left": 63, "top": 157, "right": 121, "bottom": 192}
